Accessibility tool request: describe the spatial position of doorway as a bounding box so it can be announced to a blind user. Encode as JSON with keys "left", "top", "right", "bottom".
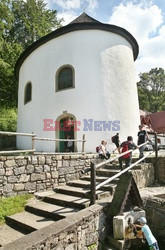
{"left": 55, "top": 113, "right": 76, "bottom": 152}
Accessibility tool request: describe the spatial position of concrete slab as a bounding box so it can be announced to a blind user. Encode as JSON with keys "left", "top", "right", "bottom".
{"left": 0, "top": 224, "right": 25, "bottom": 247}
{"left": 6, "top": 211, "right": 55, "bottom": 232}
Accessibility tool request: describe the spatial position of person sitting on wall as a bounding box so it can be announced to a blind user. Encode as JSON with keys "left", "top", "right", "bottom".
{"left": 98, "top": 140, "right": 110, "bottom": 159}
{"left": 119, "top": 136, "right": 138, "bottom": 170}
{"left": 134, "top": 217, "right": 159, "bottom": 250}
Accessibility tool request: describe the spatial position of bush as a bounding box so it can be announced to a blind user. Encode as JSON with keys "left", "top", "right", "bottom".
{"left": 0, "top": 106, "right": 17, "bottom": 132}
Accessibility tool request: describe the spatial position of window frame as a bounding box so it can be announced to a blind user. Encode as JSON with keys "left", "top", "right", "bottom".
{"left": 55, "top": 65, "right": 75, "bottom": 92}
{"left": 24, "top": 81, "right": 32, "bottom": 105}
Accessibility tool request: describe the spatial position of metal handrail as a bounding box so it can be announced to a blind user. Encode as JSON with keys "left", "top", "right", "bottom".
{"left": 90, "top": 140, "right": 154, "bottom": 205}
{"left": 82, "top": 141, "right": 149, "bottom": 174}
{"left": 95, "top": 141, "right": 149, "bottom": 169}
{"left": 96, "top": 151, "right": 154, "bottom": 191}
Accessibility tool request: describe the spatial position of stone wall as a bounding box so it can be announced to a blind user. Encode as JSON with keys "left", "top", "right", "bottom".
{"left": 0, "top": 154, "right": 99, "bottom": 197}
{"left": 143, "top": 195, "right": 165, "bottom": 240}
{"left": 130, "top": 163, "right": 155, "bottom": 189}
{"left": 2, "top": 203, "right": 108, "bottom": 250}
{"left": 147, "top": 156, "right": 165, "bottom": 184}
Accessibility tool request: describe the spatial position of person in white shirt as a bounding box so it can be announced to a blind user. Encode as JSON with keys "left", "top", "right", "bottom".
{"left": 98, "top": 140, "right": 110, "bottom": 159}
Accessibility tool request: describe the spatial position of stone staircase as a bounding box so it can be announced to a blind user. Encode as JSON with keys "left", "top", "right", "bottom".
{"left": 0, "top": 163, "right": 122, "bottom": 247}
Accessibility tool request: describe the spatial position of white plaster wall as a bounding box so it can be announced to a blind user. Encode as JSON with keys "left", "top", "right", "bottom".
{"left": 17, "top": 29, "right": 140, "bottom": 152}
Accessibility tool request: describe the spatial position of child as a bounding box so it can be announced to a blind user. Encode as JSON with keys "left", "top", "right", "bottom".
{"left": 134, "top": 217, "right": 159, "bottom": 250}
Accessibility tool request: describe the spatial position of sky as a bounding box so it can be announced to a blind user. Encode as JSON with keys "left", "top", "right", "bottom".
{"left": 43, "top": 0, "right": 165, "bottom": 78}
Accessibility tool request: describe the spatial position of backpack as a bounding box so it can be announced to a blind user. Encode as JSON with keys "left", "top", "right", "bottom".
{"left": 122, "top": 142, "right": 131, "bottom": 159}
{"left": 96, "top": 146, "right": 100, "bottom": 153}
{"left": 111, "top": 136, "right": 115, "bottom": 143}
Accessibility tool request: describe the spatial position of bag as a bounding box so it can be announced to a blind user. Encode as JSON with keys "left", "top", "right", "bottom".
{"left": 122, "top": 142, "right": 130, "bottom": 159}
{"left": 96, "top": 146, "right": 100, "bottom": 153}
{"left": 111, "top": 136, "right": 115, "bottom": 143}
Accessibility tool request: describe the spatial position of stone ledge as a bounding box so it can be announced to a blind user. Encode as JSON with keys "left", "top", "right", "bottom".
{"left": 2, "top": 203, "right": 106, "bottom": 250}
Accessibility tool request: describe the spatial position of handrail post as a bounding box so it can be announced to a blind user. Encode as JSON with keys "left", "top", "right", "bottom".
{"left": 90, "top": 162, "right": 96, "bottom": 205}
{"left": 154, "top": 132, "right": 158, "bottom": 181}
{"left": 82, "top": 134, "right": 85, "bottom": 154}
{"left": 32, "top": 132, "right": 35, "bottom": 154}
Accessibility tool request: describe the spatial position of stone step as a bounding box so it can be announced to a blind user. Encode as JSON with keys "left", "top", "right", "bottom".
{"left": 25, "top": 201, "right": 80, "bottom": 220}
{"left": 0, "top": 224, "right": 26, "bottom": 247}
{"left": 81, "top": 175, "right": 120, "bottom": 184}
{"left": 96, "top": 169, "right": 120, "bottom": 177}
{"left": 35, "top": 192, "right": 90, "bottom": 209}
{"left": 67, "top": 179, "right": 116, "bottom": 194}
{"left": 6, "top": 211, "right": 55, "bottom": 233}
{"left": 55, "top": 185, "right": 111, "bottom": 199}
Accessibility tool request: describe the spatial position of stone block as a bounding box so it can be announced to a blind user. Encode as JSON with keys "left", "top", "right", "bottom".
{"left": 35, "top": 165, "right": 43, "bottom": 173}
{"left": 63, "top": 156, "right": 70, "bottom": 160}
{"left": 45, "top": 156, "right": 52, "bottom": 164}
{"left": 19, "top": 174, "right": 30, "bottom": 183}
{"left": 24, "top": 182, "right": 36, "bottom": 191}
{"left": 16, "top": 159, "right": 27, "bottom": 166}
{"left": 31, "top": 173, "right": 45, "bottom": 181}
{"left": 14, "top": 166, "right": 25, "bottom": 175}
{"left": 32, "top": 156, "right": 38, "bottom": 164}
{"left": 63, "top": 161, "right": 69, "bottom": 167}
{"left": 38, "top": 156, "right": 45, "bottom": 165}
{"left": 13, "top": 183, "right": 25, "bottom": 191}
{"left": 46, "top": 172, "right": 51, "bottom": 179}
{"left": 5, "top": 160, "right": 16, "bottom": 168}
{"left": 6, "top": 169, "right": 13, "bottom": 176}
{"left": 55, "top": 155, "right": 62, "bottom": 160}
{"left": 0, "top": 156, "right": 6, "bottom": 161}
{"left": 0, "top": 162, "right": 4, "bottom": 168}
{"left": 44, "top": 165, "right": 50, "bottom": 172}
{"left": 27, "top": 164, "right": 34, "bottom": 174}
{"left": 0, "top": 169, "right": 5, "bottom": 175}
{"left": 3, "top": 184, "right": 13, "bottom": 193}
{"left": 51, "top": 171, "right": 59, "bottom": 178}
{"left": 57, "top": 161, "right": 62, "bottom": 168}
{"left": 8, "top": 176, "right": 18, "bottom": 183}
{"left": 58, "top": 167, "right": 75, "bottom": 175}
{"left": 113, "top": 216, "right": 125, "bottom": 240}
{"left": 36, "top": 183, "right": 46, "bottom": 191}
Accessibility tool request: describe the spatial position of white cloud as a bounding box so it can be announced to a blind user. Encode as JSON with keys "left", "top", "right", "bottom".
{"left": 108, "top": 1, "right": 165, "bottom": 75}
{"left": 57, "top": 10, "right": 78, "bottom": 25}
{"left": 53, "top": 0, "right": 81, "bottom": 10}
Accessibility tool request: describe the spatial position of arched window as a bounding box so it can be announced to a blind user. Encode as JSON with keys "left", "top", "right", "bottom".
{"left": 24, "top": 82, "right": 32, "bottom": 104}
{"left": 56, "top": 65, "right": 75, "bottom": 91}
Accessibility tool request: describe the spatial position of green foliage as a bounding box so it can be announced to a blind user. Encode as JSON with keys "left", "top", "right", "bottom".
{"left": 0, "top": 194, "right": 33, "bottom": 225}
{"left": 87, "top": 243, "right": 97, "bottom": 250}
{"left": 0, "top": 106, "right": 17, "bottom": 131}
{"left": 138, "top": 67, "right": 165, "bottom": 112}
{"left": 0, "top": 0, "right": 62, "bottom": 107}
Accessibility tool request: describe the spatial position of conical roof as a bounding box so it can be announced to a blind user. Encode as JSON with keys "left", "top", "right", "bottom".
{"left": 69, "top": 12, "right": 100, "bottom": 24}
{"left": 15, "top": 13, "right": 139, "bottom": 78}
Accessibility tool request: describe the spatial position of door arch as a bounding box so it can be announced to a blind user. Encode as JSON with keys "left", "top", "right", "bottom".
{"left": 55, "top": 113, "right": 77, "bottom": 152}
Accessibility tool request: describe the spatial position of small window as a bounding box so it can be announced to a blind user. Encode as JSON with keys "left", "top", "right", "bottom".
{"left": 24, "top": 82, "right": 32, "bottom": 104}
{"left": 56, "top": 65, "right": 74, "bottom": 91}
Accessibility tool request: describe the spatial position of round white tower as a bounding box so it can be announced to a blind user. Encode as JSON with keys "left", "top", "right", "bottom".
{"left": 16, "top": 13, "right": 140, "bottom": 153}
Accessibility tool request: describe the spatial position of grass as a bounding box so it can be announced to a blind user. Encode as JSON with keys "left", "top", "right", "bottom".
{"left": 0, "top": 194, "right": 33, "bottom": 225}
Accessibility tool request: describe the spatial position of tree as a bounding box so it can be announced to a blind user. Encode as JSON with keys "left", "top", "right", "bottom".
{"left": 8, "top": 0, "right": 62, "bottom": 49}
{"left": 0, "top": 0, "right": 62, "bottom": 107}
{"left": 137, "top": 68, "right": 165, "bottom": 113}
